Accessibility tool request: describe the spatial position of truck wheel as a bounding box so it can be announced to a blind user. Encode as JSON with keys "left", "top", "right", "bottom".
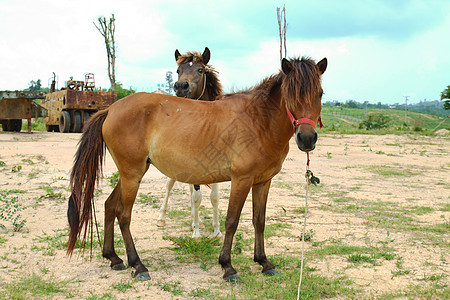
{"left": 59, "top": 111, "right": 71, "bottom": 133}
{"left": 10, "top": 119, "right": 22, "bottom": 132}
{"left": 72, "top": 111, "right": 82, "bottom": 133}
{"left": 46, "top": 125, "right": 52, "bottom": 132}
{"left": 2, "top": 122, "right": 10, "bottom": 131}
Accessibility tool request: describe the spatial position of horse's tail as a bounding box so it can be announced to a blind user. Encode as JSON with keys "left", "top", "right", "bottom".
{"left": 67, "top": 109, "right": 108, "bottom": 255}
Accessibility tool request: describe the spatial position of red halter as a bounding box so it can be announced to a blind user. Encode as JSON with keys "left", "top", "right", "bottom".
{"left": 285, "top": 104, "right": 323, "bottom": 131}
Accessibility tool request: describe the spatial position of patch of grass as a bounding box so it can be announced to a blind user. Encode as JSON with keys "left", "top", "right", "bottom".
{"left": 107, "top": 171, "right": 120, "bottom": 188}
{"left": 367, "top": 165, "right": 420, "bottom": 176}
{"left": 0, "top": 191, "right": 26, "bottom": 231}
{"left": 137, "top": 192, "right": 159, "bottom": 207}
{"left": 0, "top": 273, "right": 69, "bottom": 299}
{"left": 87, "top": 291, "right": 115, "bottom": 299}
{"left": 265, "top": 222, "right": 291, "bottom": 239}
{"left": 11, "top": 165, "right": 22, "bottom": 173}
{"left": 161, "top": 281, "right": 184, "bottom": 296}
{"left": 0, "top": 160, "right": 5, "bottom": 167}
{"left": 111, "top": 280, "right": 135, "bottom": 293}
{"left": 348, "top": 253, "right": 377, "bottom": 265}
{"left": 166, "top": 236, "right": 221, "bottom": 268}
{"left": 216, "top": 254, "right": 361, "bottom": 300}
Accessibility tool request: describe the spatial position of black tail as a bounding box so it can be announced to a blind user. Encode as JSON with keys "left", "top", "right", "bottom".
{"left": 67, "top": 109, "right": 108, "bottom": 255}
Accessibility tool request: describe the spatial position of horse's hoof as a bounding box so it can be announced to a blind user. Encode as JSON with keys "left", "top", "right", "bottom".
{"left": 263, "top": 268, "right": 280, "bottom": 277}
{"left": 135, "top": 271, "right": 151, "bottom": 281}
{"left": 111, "top": 263, "right": 127, "bottom": 271}
{"left": 224, "top": 273, "right": 241, "bottom": 283}
{"left": 156, "top": 220, "right": 166, "bottom": 227}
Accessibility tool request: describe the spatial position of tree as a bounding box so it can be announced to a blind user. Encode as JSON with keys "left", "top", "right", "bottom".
{"left": 165, "top": 71, "right": 174, "bottom": 95}
{"left": 94, "top": 14, "right": 117, "bottom": 92}
{"left": 277, "top": 5, "right": 287, "bottom": 64}
{"left": 115, "top": 82, "right": 135, "bottom": 100}
{"left": 441, "top": 85, "right": 450, "bottom": 110}
{"left": 28, "top": 79, "right": 42, "bottom": 91}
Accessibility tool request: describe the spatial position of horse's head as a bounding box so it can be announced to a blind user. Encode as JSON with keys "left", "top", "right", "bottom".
{"left": 174, "top": 47, "right": 211, "bottom": 100}
{"left": 282, "top": 57, "right": 327, "bottom": 152}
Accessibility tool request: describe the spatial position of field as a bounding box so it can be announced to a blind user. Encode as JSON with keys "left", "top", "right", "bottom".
{"left": 0, "top": 131, "right": 449, "bottom": 299}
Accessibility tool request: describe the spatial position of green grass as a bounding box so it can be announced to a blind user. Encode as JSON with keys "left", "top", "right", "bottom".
{"left": 0, "top": 273, "right": 70, "bottom": 299}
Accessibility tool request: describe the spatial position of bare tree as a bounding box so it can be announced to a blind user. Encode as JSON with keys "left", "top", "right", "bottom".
{"left": 94, "top": 14, "right": 117, "bottom": 92}
{"left": 277, "top": 6, "right": 287, "bottom": 63}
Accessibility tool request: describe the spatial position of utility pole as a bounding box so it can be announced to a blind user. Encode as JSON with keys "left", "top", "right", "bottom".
{"left": 404, "top": 95, "right": 409, "bottom": 125}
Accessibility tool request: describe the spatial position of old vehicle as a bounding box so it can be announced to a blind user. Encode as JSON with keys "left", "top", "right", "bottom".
{"left": 0, "top": 90, "right": 47, "bottom": 133}
{"left": 41, "top": 73, "right": 116, "bottom": 132}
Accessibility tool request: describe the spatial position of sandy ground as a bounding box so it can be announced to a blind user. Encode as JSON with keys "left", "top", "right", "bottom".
{"left": 0, "top": 130, "right": 449, "bottom": 299}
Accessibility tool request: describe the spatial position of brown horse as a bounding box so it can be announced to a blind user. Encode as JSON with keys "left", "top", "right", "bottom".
{"left": 157, "top": 47, "right": 224, "bottom": 238}
{"left": 67, "top": 56, "right": 327, "bottom": 282}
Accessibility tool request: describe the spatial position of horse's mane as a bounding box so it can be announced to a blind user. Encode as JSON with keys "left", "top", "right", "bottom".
{"left": 231, "top": 57, "right": 321, "bottom": 108}
{"left": 176, "top": 51, "right": 223, "bottom": 100}
{"left": 281, "top": 57, "right": 322, "bottom": 109}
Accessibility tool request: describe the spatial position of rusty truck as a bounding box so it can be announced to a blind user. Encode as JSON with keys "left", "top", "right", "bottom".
{"left": 41, "top": 73, "right": 116, "bottom": 132}
{"left": 0, "top": 90, "right": 47, "bottom": 133}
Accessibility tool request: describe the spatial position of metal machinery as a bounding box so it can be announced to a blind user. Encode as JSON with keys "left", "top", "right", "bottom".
{"left": 0, "top": 90, "right": 47, "bottom": 133}
{"left": 41, "top": 73, "right": 116, "bottom": 132}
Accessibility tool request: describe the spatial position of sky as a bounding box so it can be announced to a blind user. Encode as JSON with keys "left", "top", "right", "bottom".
{"left": 1, "top": 0, "right": 449, "bottom": 104}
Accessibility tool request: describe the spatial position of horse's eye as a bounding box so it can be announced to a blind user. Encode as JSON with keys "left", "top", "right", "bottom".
{"left": 198, "top": 69, "right": 203, "bottom": 74}
{"left": 176, "top": 69, "right": 180, "bottom": 74}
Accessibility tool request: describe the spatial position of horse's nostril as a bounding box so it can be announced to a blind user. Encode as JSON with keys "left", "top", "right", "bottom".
{"left": 181, "top": 82, "right": 189, "bottom": 90}
{"left": 313, "top": 132, "right": 318, "bottom": 143}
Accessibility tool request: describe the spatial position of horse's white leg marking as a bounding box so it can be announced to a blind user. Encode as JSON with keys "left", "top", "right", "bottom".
{"left": 157, "top": 177, "right": 176, "bottom": 227}
{"left": 210, "top": 183, "right": 222, "bottom": 238}
{"left": 190, "top": 184, "right": 202, "bottom": 238}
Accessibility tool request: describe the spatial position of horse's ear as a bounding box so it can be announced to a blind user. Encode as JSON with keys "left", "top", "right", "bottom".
{"left": 175, "top": 49, "right": 181, "bottom": 61}
{"left": 281, "top": 58, "right": 293, "bottom": 75}
{"left": 317, "top": 58, "right": 327, "bottom": 74}
{"left": 202, "top": 47, "right": 211, "bottom": 65}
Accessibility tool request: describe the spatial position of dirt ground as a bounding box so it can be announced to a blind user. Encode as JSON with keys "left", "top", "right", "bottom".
{"left": 0, "top": 130, "right": 448, "bottom": 299}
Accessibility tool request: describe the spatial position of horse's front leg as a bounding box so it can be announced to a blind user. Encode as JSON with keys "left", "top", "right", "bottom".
{"left": 252, "top": 180, "right": 278, "bottom": 276}
{"left": 190, "top": 184, "right": 203, "bottom": 238}
{"left": 210, "top": 183, "right": 222, "bottom": 238}
{"left": 157, "top": 177, "right": 176, "bottom": 227}
{"left": 219, "top": 178, "right": 252, "bottom": 282}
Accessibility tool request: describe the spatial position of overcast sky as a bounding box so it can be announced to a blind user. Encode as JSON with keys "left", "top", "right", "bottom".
{"left": 1, "top": 0, "right": 449, "bottom": 104}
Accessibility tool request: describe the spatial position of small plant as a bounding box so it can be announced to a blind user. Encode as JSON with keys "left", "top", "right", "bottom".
{"left": 233, "top": 232, "right": 244, "bottom": 254}
{"left": 0, "top": 160, "right": 5, "bottom": 167}
{"left": 107, "top": 171, "right": 120, "bottom": 188}
{"left": 39, "top": 187, "right": 63, "bottom": 200}
{"left": 11, "top": 165, "right": 22, "bottom": 173}
{"left": 161, "top": 281, "right": 184, "bottom": 296}
{"left": 359, "top": 113, "right": 390, "bottom": 130}
{"left": 0, "top": 192, "right": 26, "bottom": 231}
{"left": 300, "top": 229, "right": 315, "bottom": 241}
{"left": 111, "top": 280, "right": 134, "bottom": 293}
{"left": 327, "top": 152, "right": 332, "bottom": 159}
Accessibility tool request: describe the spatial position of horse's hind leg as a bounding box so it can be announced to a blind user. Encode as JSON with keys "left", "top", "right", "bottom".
{"left": 210, "top": 183, "right": 222, "bottom": 238}
{"left": 190, "top": 184, "right": 203, "bottom": 238}
{"left": 252, "top": 180, "right": 277, "bottom": 276}
{"left": 157, "top": 177, "right": 176, "bottom": 227}
{"left": 102, "top": 183, "right": 126, "bottom": 270}
{"left": 116, "top": 174, "right": 150, "bottom": 280}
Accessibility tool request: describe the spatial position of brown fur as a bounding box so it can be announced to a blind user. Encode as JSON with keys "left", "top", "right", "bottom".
{"left": 66, "top": 56, "right": 326, "bottom": 281}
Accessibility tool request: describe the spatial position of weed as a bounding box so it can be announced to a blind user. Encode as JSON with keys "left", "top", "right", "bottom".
{"left": 111, "top": 280, "right": 135, "bottom": 292}
{"left": 0, "top": 273, "right": 69, "bottom": 298}
{"left": 0, "top": 160, "right": 5, "bottom": 167}
{"left": 107, "top": 171, "right": 120, "bottom": 188}
{"left": 0, "top": 192, "right": 26, "bottom": 231}
{"left": 137, "top": 192, "right": 159, "bottom": 207}
{"left": 161, "top": 281, "right": 184, "bottom": 296}
{"left": 21, "top": 158, "right": 34, "bottom": 165}
{"left": 39, "top": 186, "right": 63, "bottom": 200}
{"left": 11, "top": 165, "right": 22, "bottom": 172}
{"left": 300, "top": 229, "right": 315, "bottom": 241}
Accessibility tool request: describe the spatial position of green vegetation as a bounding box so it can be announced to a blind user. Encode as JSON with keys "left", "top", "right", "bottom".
{"left": 0, "top": 190, "right": 26, "bottom": 231}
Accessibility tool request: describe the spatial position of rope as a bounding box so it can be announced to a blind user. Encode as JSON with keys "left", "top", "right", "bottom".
{"left": 297, "top": 152, "right": 312, "bottom": 300}
{"left": 196, "top": 71, "right": 207, "bottom": 100}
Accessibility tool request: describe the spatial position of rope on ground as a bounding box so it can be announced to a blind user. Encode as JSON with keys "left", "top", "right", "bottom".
{"left": 297, "top": 154, "right": 312, "bottom": 300}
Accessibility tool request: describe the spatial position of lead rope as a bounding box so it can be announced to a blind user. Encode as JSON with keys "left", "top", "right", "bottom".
{"left": 297, "top": 152, "right": 312, "bottom": 300}
{"left": 196, "top": 71, "right": 207, "bottom": 100}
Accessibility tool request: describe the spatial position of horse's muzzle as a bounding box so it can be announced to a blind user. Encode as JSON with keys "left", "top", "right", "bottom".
{"left": 295, "top": 129, "right": 317, "bottom": 152}
{"left": 174, "top": 81, "right": 190, "bottom": 97}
